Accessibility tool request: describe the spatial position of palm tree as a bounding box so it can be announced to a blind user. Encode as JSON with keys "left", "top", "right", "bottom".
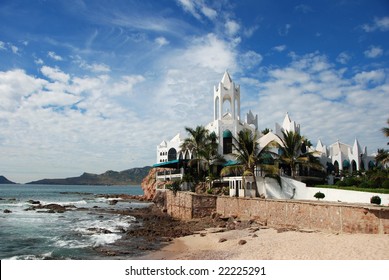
{"left": 221, "top": 129, "right": 261, "bottom": 196}
{"left": 180, "top": 126, "right": 218, "bottom": 180}
{"left": 375, "top": 148, "right": 389, "bottom": 166}
{"left": 272, "top": 130, "right": 322, "bottom": 178}
{"left": 382, "top": 118, "right": 389, "bottom": 145}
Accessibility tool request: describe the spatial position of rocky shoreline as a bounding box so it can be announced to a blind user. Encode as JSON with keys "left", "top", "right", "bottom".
{"left": 94, "top": 197, "right": 258, "bottom": 258}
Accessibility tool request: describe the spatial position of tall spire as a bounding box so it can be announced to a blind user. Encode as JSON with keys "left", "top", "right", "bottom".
{"left": 221, "top": 70, "right": 232, "bottom": 89}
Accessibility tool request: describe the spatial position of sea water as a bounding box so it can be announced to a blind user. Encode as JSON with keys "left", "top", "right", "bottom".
{"left": 0, "top": 184, "right": 148, "bottom": 260}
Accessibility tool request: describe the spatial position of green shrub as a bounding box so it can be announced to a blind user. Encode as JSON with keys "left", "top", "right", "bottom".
{"left": 314, "top": 191, "right": 325, "bottom": 200}
{"left": 370, "top": 195, "right": 381, "bottom": 205}
{"left": 207, "top": 188, "right": 213, "bottom": 195}
{"left": 358, "top": 181, "right": 372, "bottom": 189}
{"left": 382, "top": 180, "right": 389, "bottom": 189}
{"left": 336, "top": 180, "right": 346, "bottom": 187}
{"left": 166, "top": 180, "right": 181, "bottom": 194}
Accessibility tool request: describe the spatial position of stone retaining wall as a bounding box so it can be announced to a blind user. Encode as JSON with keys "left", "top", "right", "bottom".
{"left": 164, "top": 190, "right": 217, "bottom": 220}
{"left": 217, "top": 196, "right": 389, "bottom": 234}
{"left": 161, "top": 190, "right": 389, "bottom": 234}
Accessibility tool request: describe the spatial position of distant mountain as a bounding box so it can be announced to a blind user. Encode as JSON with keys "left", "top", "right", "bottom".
{"left": 26, "top": 166, "right": 152, "bottom": 185}
{"left": 0, "top": 176, "right": 16, "bottom": 184}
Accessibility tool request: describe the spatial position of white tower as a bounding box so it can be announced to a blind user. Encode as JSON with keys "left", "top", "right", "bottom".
{"left": 214, "top": 71, "right": 241, "bottom": 121}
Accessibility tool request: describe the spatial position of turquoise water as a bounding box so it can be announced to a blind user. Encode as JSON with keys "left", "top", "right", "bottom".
{"left": 0, "top": 184, "right": 148, "bottom": 259}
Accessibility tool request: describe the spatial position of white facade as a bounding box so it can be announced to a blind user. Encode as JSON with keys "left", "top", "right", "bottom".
{"left": 155, "top": 71, "right": 375, "bottom": 175}
{"left": 156, "top": 71, "right": 259, "bottom": 163}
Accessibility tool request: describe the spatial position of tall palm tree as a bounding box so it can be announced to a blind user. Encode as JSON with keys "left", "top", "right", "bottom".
{"left": 272, "top": 130, "right": 322, "bottom": 178}
{"left": 232, "top": 129, "right": 259, "bottom": 177}
{"left": 180, "top": 126, "right": 218, "bottom": 180}
{"left": 376, "top": 148, "right": 389, "bottom": 166}
{"left": 382, "top": 118, "right": 389, "bottom": 145}
{"left": 220, "top": 129, "right": 261, "bottom": 196}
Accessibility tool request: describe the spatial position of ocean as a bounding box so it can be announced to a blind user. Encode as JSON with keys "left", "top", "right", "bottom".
{"left": 0, "top": 184, "right": 150, "bottom": 260}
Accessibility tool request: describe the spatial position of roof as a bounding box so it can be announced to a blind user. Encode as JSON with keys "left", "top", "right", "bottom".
{"left": 152, "top": 159, "right": 180, "bottom": 168}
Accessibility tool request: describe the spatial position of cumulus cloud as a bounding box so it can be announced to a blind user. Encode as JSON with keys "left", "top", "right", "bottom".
{"left": 364, "top": 45, "right": 383, "bottom": 58}
{"left": 362, "top": 16, "right": 389, "bottom": 32}
{"left": 225, "top": 19, "right": 240, "bottom": 36}
{"left": 41, "top": 66, "right": 70, "bottom": 83}
{"left": 273, "top": 45, "right": 287, "bottom": 52}
{"left": 155, "top": 36, "right": 169, "bottom": 47}
{"left": 336, "top": 51, "right": 352, "bottom": 64}
{"left": 240, "top": 50, "right": 263, "bottom": 69}
{"left": 48, "top": 51, "right": 63, "bottom": 61}
{"left": 0, "top": 66, "right": 153, "bottom": 182}
{"left": 254, "top": 52, "right": 388, "bottom": 154}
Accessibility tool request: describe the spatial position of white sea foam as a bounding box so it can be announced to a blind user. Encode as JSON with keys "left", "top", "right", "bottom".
{"left": 90, "top": 233, "right": 122, "bottom": 247}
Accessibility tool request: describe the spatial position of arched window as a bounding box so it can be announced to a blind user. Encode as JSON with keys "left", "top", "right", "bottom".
{"left": 168, "top": 148, "right": 177, "bottom": 161}
{"left": 351, "top": 160, "right": 357, "bottom": 172}
{"left": 334, "top": 161, "right": 339, "bottom": 174}
{"left": 223, "top": 130, "right": 232, "bottom": 154}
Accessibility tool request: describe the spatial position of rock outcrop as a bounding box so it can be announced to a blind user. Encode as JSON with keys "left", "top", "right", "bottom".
{"left": 141, "top": 168, "right": 169, "bottom": 200}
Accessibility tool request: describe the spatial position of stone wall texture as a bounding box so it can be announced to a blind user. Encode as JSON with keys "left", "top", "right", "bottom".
{"left": 216, "top": 197, "right": 389, "bottom": 234}
{"left": 165, "top": 190, "right": 217, "bottom": 220}
{"left": 161, "top": 190, "right": 389, "bottom": 234}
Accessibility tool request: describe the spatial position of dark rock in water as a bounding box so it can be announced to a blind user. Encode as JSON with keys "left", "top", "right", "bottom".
{"left": 4, "top": 209, "right": 12, "bottom": 213}
{"left": 108, "top": 199, "right": 118, "bottom": 205}
{"left": 27, "top": 200, "right": 41, "bottom": 205}
{"left": 45, "top": 204, "right": 66, "bottom": 212}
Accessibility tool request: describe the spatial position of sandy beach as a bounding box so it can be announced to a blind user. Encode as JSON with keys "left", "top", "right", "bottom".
{"left": 145, "top": 226, "right": 389, "bottom": 260}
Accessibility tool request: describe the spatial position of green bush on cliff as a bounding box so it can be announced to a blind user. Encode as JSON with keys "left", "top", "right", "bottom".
{"left": 370, "top": 195, "right": 381, "bottom": 205}
{"left": 314, "top": 191, "right": 325, "bottom": 200}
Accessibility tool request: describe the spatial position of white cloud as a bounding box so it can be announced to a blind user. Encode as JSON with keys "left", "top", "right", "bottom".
{"left": 225, "top": 19, "right": 240, "bottom": 36}
{"left": 353, "top": 70, "right": 386, "bottom": 86}
{"left": 10, "top": 45, "right": 19, "bottom": 54}
{"left": 364, "top": 45, "right": 383, "bottom": 58}
{"left": 155, "top": 36, "right": 169, "bottom": 47}
{"left": 176, "top": 0, "right": 217, "bottom": 21}
{"left": 0, "top": 41, "right": 6, "bottom": 50}
{"left": 362, "top": 16, "right": 389, "bottom": 32}
{"left": 240, "top": 50, "right": 263, "bottom": 69}
{"left": 273, "top": 45, "right": 287, "bottom": 52}
{"left": 48, "top": 51, "right": 63, "bottom": 61}
{"left": 41, "top": 66, "right": 70, "bottom": 83}
{"left": 253, "top": 52, "right": 388, "bottom": 155}
{"left": 180, "top": 33, "right": 237, "bottom": 72}
{"left": 110, "top": 75, "right": 145, "bottom": 96}
{"left": 336, "top": 51, "right": 351, "bottom": 64}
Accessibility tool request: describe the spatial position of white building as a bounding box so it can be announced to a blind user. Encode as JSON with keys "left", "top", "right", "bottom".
{"left": 154, "top": 71, "right": 375, "bottom": 183}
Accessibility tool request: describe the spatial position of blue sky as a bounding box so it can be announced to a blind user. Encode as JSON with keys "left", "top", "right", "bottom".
{"left": 0, "top": 0, "right": 388, "bottom": 183}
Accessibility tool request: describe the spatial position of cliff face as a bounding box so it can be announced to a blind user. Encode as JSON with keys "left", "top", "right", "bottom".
{"left": 141, "top": 168, "right": 168, "bottom": 200}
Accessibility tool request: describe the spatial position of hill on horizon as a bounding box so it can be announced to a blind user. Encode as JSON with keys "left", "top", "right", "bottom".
{"left": 26, "top": 166, "right": 151, "bottom": 185}
{"left": 0, "top": 175, "right": 16, "bottom": 184}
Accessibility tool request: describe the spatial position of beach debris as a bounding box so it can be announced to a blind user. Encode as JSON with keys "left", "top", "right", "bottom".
{"left": 219, "top": 238, "right": 227, "bottom": 243}
{"left": 200, "top": 233, "right": 207, "bottom": 237}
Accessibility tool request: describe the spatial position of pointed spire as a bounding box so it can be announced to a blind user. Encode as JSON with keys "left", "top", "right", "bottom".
{"left": 221, "top": 70, "right": 232, "bottom": 89}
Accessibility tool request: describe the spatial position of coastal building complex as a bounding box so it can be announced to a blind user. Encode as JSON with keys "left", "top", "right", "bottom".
{"left": 154, "top": 71, "right": 375, "bottom": 185}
